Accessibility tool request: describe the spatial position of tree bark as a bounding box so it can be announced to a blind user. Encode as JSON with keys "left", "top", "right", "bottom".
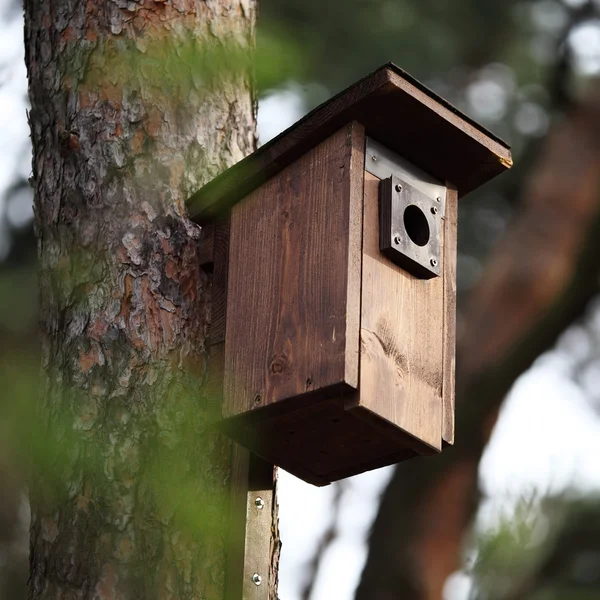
{"left": 24, "top": 1, "right": 278, "bottom": 598}
{"left": 356, "top": 86, "right": 600, "bottom": 600}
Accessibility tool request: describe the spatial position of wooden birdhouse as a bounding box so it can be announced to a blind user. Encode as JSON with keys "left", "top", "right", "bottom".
{"left": 188, "top": 63, "right": 512, "bottom": 486}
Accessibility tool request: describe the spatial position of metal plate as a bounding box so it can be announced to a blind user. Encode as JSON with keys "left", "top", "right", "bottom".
{"left": 366, "top": 136, "right": 447, "bottom": 216}
{"left": 379, "top": 175, "right": 441, "bottom": 279}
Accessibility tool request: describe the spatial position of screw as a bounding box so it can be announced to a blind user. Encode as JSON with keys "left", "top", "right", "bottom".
{"left": 252, "top": 574, "right": 262, "bottom": 586}
{"left": 431, "top": 206, "right": 438, "bottom": 215}
{"left": 255, "top": 497, "right": 265, "bottom": 509}
{"left": 393, "top": 235, "right": 401, "bottom": 245}
{"left": 395, "top": 183, "right": 402, "bottom": 192}
{"left": 436, "top": 196, "right": 441, "bottom": 203}
{"left": 254, "top": 394, "right": 262, "bottom": 405}
{"left": 430, "top": 258, "right": 438, "bottom": 267}
{"left": 371, "top": 154, "right": 377, "bottom": 162}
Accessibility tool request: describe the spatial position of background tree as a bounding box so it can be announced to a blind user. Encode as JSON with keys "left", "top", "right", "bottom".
{"left": 20, "top": 1, "right": 283, "bottom": 598}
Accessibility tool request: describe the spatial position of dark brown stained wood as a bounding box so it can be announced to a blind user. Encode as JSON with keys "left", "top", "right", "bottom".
{"left": 347, "top": 171, "right": 443, "bottom": 451}
{"left": 219, "top": 394, "right": 423, "bottom": 487}
{"left": 209, "top": 218, "right": 231, "bottom": 346}
{"left": 345, "top": 123, "right": 366, "bottom": 387}
{"left": 187, "top": 63, "right": 512, "bottom": 223}
{"left": 198, "top": 222, "right": 215, "bottom": 268}
{"left": 442, "top": 183, "right": 458, "bottom": 445}
{"left": 224, "top": 443, "right": 250, "bottom": 600}
{"left": 206, "top": 342, "right": 225, "bottom": 412}
{"left": 223, "top": 123, "right": 365, "bottom": 420}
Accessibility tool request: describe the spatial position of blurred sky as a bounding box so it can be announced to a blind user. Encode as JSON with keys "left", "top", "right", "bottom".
{"left": 3, "top": 3, "right": 600, "bottom": 600}
{"left": 0, "top": 0, "right": 30, "bottom": 260}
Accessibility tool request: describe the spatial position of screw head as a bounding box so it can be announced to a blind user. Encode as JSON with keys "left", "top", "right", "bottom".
{"left": 431, "top": 206, "right": 438, "bottom": 215}
{"left": 371, "top": 154, "right": 377, "bottom": 162}
{"left": 436, "top": 196, "right": 441, "bottom": 203}
{"left": 252, "top": 574, "right": 262, "bottom": 586}
{"left": 395, "top": 183, "right": 402, "bottom": 192}
{"left": 393, "top": 235, "right": 401, "bottom": 245}
{"left": 254, "top": 394, "right": 262, "bottom": 405}
{"left": 255, "top": 497, "right": 265, "bottom": 509}
{"left": 430, "top": 258, "right": 438, "bottom": 267}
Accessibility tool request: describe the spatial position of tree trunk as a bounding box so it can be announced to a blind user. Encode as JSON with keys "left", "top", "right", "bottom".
{"left": 23, "top": 1, "right": 277, "bottom": 598}
{"left": 356, "top": 85, "right": 600, "bottom": 600}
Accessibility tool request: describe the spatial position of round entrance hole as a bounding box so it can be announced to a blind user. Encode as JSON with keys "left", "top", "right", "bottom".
{"left": 403, "top": 205, "right": 430, "bottom": 247}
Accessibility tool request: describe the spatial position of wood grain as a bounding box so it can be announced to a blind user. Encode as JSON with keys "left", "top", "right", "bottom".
{"left": 198, "top": 222, "right": 215, "bottom": 268}
{"left": 187, "top": 63, "right": 511, "bottom": 223}
{"left": 224, "top": 443, "right": 250, "bottom": 600}
{"left": 224, "top": 450, "right": 279, "bottom": 599}
{"left": 241, "top": 456, "right": 276, "bottom": 600}
{"left": 223, "top": 123, "right": 365, "bottom": 419}
{"left": 209, "top": 218, "right": 231, "bottom": 346}
{"left": 348, "top": 172, "right": 443, "bottom": 451}
{"left": 441, "top": 183, "right": 458, "bottom": 445}
{"left": 218, "top": 393, "right": 421, "bottom": 486}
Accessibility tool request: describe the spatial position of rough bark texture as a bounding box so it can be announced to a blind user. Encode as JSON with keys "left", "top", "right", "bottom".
{"left": 23, "top": 1, "right": 278, "bottom": 598}
{"left": 356, "top": 86, "right": 600, "bottom": 600}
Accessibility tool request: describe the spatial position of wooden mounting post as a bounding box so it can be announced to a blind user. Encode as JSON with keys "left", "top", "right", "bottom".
{"left": 203, "top": 218, "right": 278, "bottom": 599}
{"left": 226, "top": 450, "right": 277, "bottom": 599}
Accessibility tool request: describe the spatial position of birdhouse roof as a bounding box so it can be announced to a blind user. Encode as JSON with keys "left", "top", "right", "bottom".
{"left": 187, "top": 62, "right": 512, "bottom": 223}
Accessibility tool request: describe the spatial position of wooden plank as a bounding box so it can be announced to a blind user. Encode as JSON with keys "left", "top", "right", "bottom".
{"left": 210, "top": 218, "right": 231, "bottom": 345}
{"left": 206, "top": 342, "right": 225, "bottom": 414}
{"left": 225, "top": 444, "right": 250, "bottom": 600}
{"left": 225, "top": 450, "right": 276, "bottom": 600}
{"left": 349, "top": 171, "right": 443, "bottom": 451}
{"left": 199, "top": 222, "right": 215, "bottom": 268}
{"left": 343, "top": 121, "right": 365, "bottom": 387}
{"left": 441, "top": 183, "right": 458, "bottom": 445}
{"left": 187, "top": 63, "right": 512, "bottom": 223}
{"left": 223, "top": 123, "right": 365, "bottom": 419}
{"left": 241, "top": 456, "right": 277, "bottom": 599}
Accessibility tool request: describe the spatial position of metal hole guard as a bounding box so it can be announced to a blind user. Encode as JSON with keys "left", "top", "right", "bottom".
{"left": 379, "top": 175, "right": 441, "bottom": 279}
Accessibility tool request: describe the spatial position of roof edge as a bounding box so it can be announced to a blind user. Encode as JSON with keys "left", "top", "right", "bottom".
{"left": 187, "top": 63, "right": 512, "bottom": 223}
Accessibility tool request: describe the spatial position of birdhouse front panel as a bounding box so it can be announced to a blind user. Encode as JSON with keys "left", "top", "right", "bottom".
{"left": 223, "top": 122, "right": 364, "bottom": 422}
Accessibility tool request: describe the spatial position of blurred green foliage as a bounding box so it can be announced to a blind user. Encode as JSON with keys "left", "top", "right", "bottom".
{"left": 0, "top": 346, "right": 233, "bottom": 588}
{"left": 82, "top": 23, "right": 306, "bottom": 100}
{"left": 469, "top": 493, "right": 600, "bottom": 599}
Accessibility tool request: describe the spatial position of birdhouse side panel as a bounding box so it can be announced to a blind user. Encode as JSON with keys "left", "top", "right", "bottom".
{"left": 223, "top": 123, "right": 365, "bottom": 419}
{"left": 441, "top": 183, "right": 458, "bottom": 445}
